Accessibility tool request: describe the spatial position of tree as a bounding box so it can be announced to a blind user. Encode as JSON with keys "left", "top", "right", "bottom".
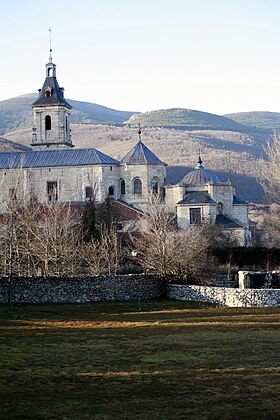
{"left": 258, "top": 134, "right": 280, "bottom": 246}
{"left": 259, "top": 133, "right": 280, "bottom": 204}
{"left": 80, "top": 224, "right": 122, "bottom": 276}
{"left": 131, "top": 194, "right": 217, "bottom": 283}
{"left": 131, "top": 194, "right": 176, "bottom": 277}
{"left": 170, "top": 227, "right": 217, "bottom": 284}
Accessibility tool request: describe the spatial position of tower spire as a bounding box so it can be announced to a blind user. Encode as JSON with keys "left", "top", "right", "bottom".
{"left": 138, "top": 123, "right": 142, "bottom": 142}
{"left": 196, "top": 147, "right": 203, "bottom": 168}
{"left": 49, "top": 28, "right": 52, "bottom": 62}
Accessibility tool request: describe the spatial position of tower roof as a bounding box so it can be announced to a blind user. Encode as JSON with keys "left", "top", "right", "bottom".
{"left": 181, "top": 156, "right": 222, "bottom": 185}
{"left": 32, "top": 58, "right": 72, "bottom": 109}
{"left": 121, "top": 141, "right": 164, "bottom": 164}
{"left": 121, "top": 126, "right": 164, "bottom": 164}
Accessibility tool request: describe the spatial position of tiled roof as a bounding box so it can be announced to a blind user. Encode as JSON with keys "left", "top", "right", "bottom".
{"left": 177, "top": 191, "right": 216, "bottom": 205}
{"left": 121, "top": 141, "right": 164, "bottom": 164}
{"left": 216, "top": 214, "right": 243, "bottom": 229}
{"left": 0, "top": 148, "right": 119, "bottom": 169}
{"left": 32, "top": 76, "right": 71, "bottom": 108}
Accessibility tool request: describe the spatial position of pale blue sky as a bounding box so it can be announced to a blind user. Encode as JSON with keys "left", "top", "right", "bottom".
{"left": 1, "top": 0, "right": 280, "bottom": 114}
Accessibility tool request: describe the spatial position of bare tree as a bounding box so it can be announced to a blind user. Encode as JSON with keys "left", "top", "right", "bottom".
{"left": 80, "top": 224, "right": 122, "bottom": 276}
{"left": 258, "top": 134, "right": 280, "bottom": 246}
{"left": 131, "top": 194, "right": 176, "bottom": 276}
{"left": 170, "top": 227, "right": 217, "bottom": 284}
{"left": 259, "top": 133, "right": 280, "bottom": 204}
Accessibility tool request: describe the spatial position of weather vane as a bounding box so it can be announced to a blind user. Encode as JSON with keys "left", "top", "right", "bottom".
{"left": 49, "top": 28, "right": 52, "bottom": 59}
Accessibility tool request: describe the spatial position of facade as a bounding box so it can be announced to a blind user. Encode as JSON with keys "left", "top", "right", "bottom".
{"left": 165, "top": 157, "right": 251, "bottom": 245}
{"left": 0, "top": 53, "right": 250, "bottom": 244}
{"left": 0, "top": 55, "right": 166, "bottom": 213}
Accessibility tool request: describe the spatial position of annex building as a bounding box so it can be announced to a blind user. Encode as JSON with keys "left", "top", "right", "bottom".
{"left": 0, "top": 53, "right": 251, "bottom": 245}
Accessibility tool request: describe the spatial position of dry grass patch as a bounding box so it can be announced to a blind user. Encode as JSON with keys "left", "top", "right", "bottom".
{"left": 0, "top": 301, "right": 279, "bottom": 419}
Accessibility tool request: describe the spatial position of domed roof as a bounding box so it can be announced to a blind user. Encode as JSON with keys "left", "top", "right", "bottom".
{"left": 182, "top": 156, "right": 222, "bottom": 185}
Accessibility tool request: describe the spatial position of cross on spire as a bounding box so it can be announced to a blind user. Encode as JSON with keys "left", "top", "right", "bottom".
{"left": 49, "top": 28, "right": 52, "bottom": 61}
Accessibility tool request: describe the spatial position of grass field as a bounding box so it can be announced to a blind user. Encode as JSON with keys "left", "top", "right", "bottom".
{"left": 0, "top": 300, "right": 279, "bottom": 419}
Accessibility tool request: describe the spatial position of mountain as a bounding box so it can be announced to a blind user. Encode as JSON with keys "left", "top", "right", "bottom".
{"left": 225, "top": 111, "right": 280, "bottom": 131}
{"left": 0, "top": 94, "right": 138, "bottom": 135}
{"left": 125, "top": 108, "right": 262, "bottom": 132}
{"left": 0, "top": 136, "right": 30, "bottom": 152}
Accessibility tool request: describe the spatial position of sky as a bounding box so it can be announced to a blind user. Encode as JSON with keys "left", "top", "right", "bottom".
{"left": 1, "top": 0, "right": 280, "bottom": 115}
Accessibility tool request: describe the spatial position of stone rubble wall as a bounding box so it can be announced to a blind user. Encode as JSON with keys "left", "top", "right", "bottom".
{"left": 0, "top": 275, "right": 163, "bottom": 304}
{"left": 166, "top": 284, "right": 280, "bottom": 307}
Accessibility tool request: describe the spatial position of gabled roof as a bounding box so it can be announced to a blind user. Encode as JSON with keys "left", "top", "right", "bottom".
{"left": 121, "top": 141, "right": 164, "bottom": 165}
{"left": 177, "top": 191, "right": 216, "bottom": 205}
{"left": 216, "top": 214, "right": 244, "bottom": 229}
{"left": 32, "top": 76, "right": 72, "bottom": 108}
{"left": 0, "top": 148, "right": 119, "bottom": 169}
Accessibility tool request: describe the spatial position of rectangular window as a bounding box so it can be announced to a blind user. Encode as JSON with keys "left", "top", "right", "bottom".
{"left": 190, "top": 207, "right": 201, "bottom": 224}
{"left": 47, "top": 181, "right": 58, "bottom": 202}
{"left": 85, "top": 186, "right": 93, "bottom": 200}
{"left": 9, "top": 188, "right": 17, "bottom": 202}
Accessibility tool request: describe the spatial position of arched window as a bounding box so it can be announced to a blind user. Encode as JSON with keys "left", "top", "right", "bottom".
{"left": 45, "top": 115, "right": 51, "bottom": 131}
{"left": 120, "top": 180, "right": 126, "bottom": 195}
{"left": 133, "top": 178, "right": 142, "bottom": 194}
{"left": 108, "top": 186, "right": 115, "bottom": 196}
{"left": 151, "top": 177, "right": 159, "bottom": 194}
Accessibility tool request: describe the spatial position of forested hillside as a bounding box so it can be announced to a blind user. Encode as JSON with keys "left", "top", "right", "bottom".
{"left": 125, "top": 108, "right": 265, "bottom": 132}
{"left": 0, "top": 94, "right": 138, "bottom": 135}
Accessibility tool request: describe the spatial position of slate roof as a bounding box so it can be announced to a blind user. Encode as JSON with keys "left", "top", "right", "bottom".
{"left": 32, "top": 76, "right": 72, "bottom": 108}
{"left": 216, "top": 214, "right": 243, "bottom": 229}
{"left": 181, "top": 156, "right": 222, "bottom": 185}
{"left": 233, "top": 195, "right": 246, "bottom": 205}
{"left": 0, "top": 148, "right": 119, "bottom": 169}
{"left": 177, "top": 191, "right": 216, "bottom": 205}
{"left": 182, "top": 166, "right": 222, "bottom": 185}
{"left": 121, "top": 141, "right": 164, "bottom": 165}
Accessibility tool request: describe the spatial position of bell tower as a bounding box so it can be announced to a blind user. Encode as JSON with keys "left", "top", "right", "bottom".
{"left": 31, "top": 33, "right": 73, "bottom": 150}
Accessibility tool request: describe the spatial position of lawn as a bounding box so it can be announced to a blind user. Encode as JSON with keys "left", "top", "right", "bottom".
{"left": 0, "top": 300, "right": 279, "bottom": 419}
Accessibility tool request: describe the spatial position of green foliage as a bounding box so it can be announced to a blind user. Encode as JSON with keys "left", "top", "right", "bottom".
{"left": 0, "top": 94, "right": 137, "bottom": 135}
{"left": 126, "top": 108, "right": 259, "bottom": 132}
{"left": 225, "top": 111, "right": 280, "bottom": 131}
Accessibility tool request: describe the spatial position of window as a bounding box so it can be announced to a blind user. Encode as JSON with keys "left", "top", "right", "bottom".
{"left": 133, "top": 178, "right": 142, "bottom": 194}
{"left": 190, "top": 208, "right": 201, "bottom": 224}
{"left": 108, "top": 186, "right": 115, "bottom": 196}
{"left": 151, "top": 177, "right": 159, "bottom": 194}
{"left": 45, "top": 87, "right": 52, "bottom": 98}
{"left": 217, "top": 202, "right": 223, "bottom": 213}
{"left": 45, "top": 115, "right": 51, "bottom": 131}
{"left": 85, "top": 186, "right": 93, "bottom": 200}
{"left": 47, "top": 181, "right": 58, "bottom": 202}
{"left": 120, "top": 180, "right": 126, "bottom": 195}
{"left": 9, "top": 188, "right": 16, "bottom": 202}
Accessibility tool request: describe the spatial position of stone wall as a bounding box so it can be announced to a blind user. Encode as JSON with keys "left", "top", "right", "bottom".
{"left": 0, "top": 275, "right": 163, "bottom": 304}
{"left": 167, "top": 284, "right": 280, "bottom": 307}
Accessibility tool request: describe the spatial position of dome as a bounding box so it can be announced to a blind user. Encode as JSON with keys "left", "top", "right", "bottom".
{"left": 181, "top": 156, "right": 222, "bottom": 185}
